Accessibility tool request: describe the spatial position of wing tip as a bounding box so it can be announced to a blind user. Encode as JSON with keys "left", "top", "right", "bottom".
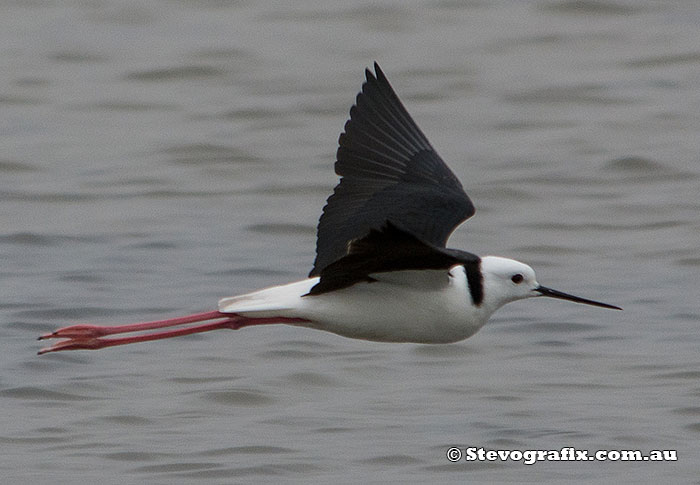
{"left": 366, "top": 61, "right": 382, "bottom": 76}
{"left": 365, "top": 66, "right": 375, "bottom": 83}
{"left": 364, "top": 61, "right": 387, "bottom": 87}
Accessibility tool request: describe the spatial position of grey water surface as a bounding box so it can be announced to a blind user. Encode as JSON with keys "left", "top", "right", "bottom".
{"left": 2, "top": 1, "right": 699, "bottom": 483}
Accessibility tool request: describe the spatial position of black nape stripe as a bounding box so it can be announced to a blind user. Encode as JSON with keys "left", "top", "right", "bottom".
{"left": 464, "top": 259, "right": 484, "bottom": 306}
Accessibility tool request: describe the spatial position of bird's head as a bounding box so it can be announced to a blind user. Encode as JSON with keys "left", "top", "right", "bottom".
{"left": 479, "top": 256, "right": 621, "bottom": 311}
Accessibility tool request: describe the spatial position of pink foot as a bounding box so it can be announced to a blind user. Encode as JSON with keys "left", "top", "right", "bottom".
{"left": 38, "top": 311, "right": 310, "bottom": 354}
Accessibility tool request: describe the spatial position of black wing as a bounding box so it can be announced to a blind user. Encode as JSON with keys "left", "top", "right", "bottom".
{"left": 307, "top": 222, "right": 480, "bottom": 296}
{"left": 310, "top": 63, "right": 475, "bottom": 276}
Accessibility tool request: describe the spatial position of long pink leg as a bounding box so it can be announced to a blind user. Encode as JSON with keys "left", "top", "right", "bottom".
{"left": 37, "top": 312, "right": 310, "bottom": 355}
{"left": 38, "top": 311, "right": 226, "bottom": 340}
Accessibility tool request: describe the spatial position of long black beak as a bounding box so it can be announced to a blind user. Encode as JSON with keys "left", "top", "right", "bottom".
{"left": 535, "top": 286, "right": 622, "bottom": 310}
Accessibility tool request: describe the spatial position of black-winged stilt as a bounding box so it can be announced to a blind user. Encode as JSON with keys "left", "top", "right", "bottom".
{"left": 38, "top": 63, "right": 620, "bottom": 355}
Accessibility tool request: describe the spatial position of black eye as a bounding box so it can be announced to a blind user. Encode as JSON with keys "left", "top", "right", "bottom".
{"left": 511, "top": 274, "right": 524, "bottom": 284}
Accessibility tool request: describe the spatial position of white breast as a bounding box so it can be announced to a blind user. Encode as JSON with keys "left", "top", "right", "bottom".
{"left": 218, "top": 265, "right": 492, "bottom": 344}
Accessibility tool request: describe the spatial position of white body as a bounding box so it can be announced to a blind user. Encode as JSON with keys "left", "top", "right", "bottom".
{"left": 37, "top": 255, "right": 614, "bottom": 355}
{"left": 218, "top": 259, "right": 532, "bottom": 344}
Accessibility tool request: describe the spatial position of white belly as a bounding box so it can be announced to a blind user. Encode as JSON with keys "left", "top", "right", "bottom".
{"left": 218, "top": 266, "right": 492, "bottom": 344}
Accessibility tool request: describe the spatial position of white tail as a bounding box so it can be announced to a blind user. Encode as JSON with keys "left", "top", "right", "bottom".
{"left": 217, "top": 278, "right": 318, "bottom": 316}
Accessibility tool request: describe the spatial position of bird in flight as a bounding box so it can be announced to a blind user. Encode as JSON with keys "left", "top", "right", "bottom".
{"left": 38, "top": 63, "right": 620, "bottom": 355}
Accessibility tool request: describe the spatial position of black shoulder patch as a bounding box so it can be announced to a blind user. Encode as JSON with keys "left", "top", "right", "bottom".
{"left": 307, "top": 221, "right": 478, "bottom": 296}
